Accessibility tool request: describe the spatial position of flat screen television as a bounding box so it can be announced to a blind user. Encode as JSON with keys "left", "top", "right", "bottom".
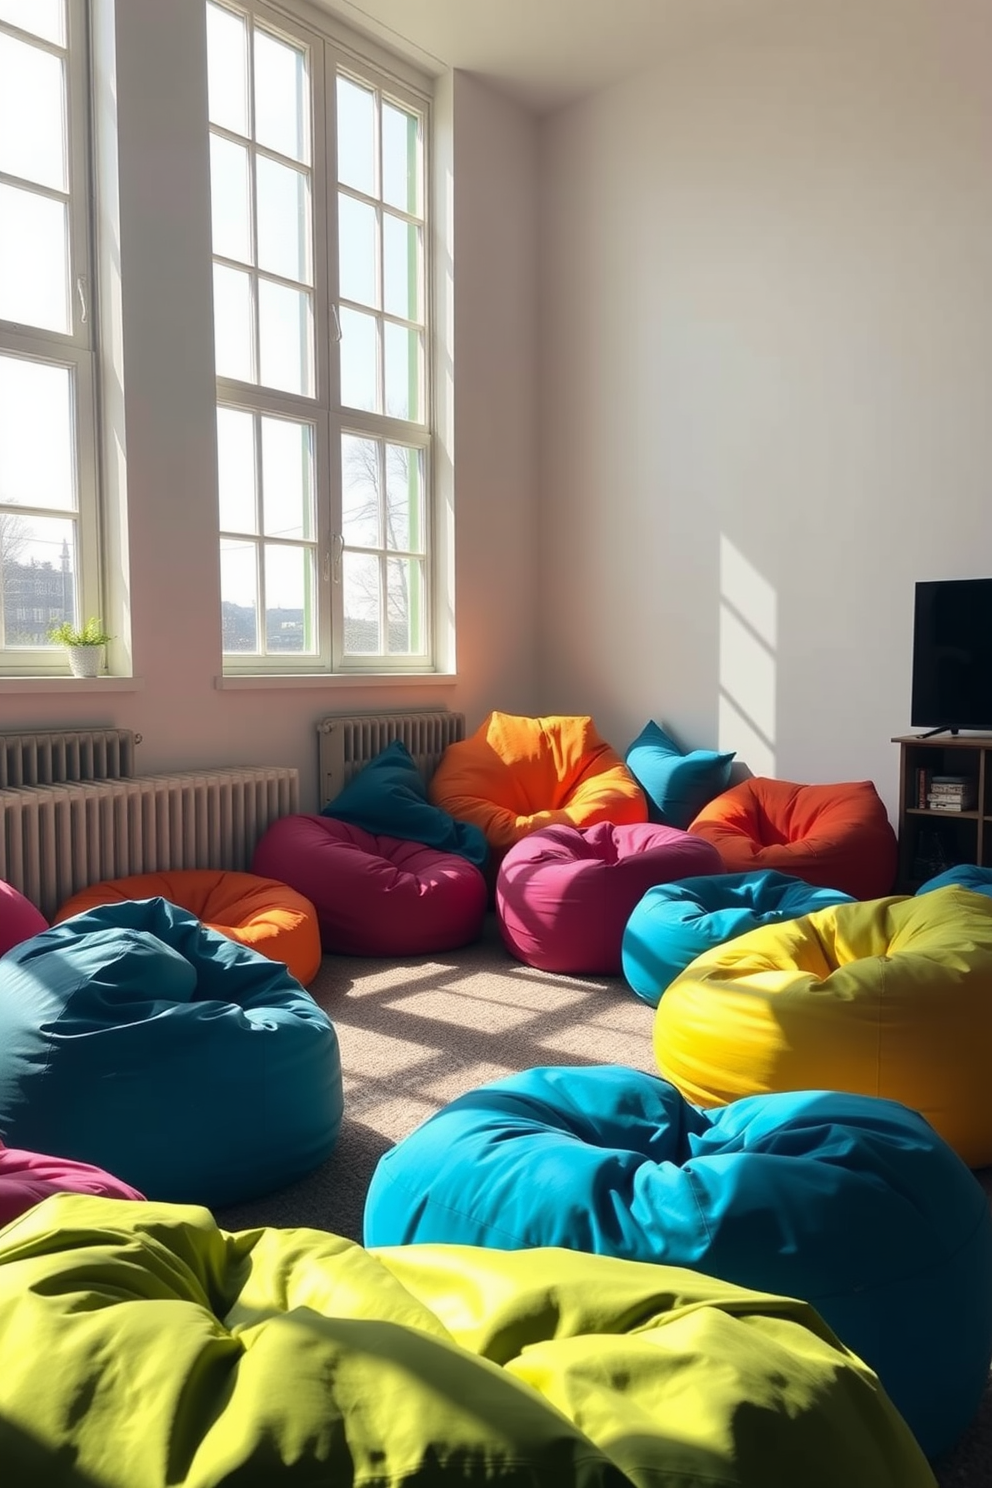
{"left": 911, "top": 577, "right": 992, "bottom": 734}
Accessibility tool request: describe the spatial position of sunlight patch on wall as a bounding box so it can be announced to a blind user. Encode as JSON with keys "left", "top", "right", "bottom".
{"left": 719, "top": 536, "right": 777, "bottom": 776}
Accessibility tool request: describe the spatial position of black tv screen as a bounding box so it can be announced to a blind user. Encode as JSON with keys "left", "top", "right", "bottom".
{"left": 911, "top": 578, "right": 992, "bottom": 732}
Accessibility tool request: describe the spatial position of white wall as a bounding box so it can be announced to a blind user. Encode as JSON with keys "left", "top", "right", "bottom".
{"left": 449, "top": 72, "right": 541, "bottom": 714}
{"left": 537, "top": 0, "right": 992, "bottom": 821}
{"left": 0, "top": 1, "right": 540, "bottom": 809}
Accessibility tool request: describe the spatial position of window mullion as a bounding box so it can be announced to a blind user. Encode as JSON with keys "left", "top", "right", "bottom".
{"left": 65, "top": 0, "right": 93, "bottom": 350}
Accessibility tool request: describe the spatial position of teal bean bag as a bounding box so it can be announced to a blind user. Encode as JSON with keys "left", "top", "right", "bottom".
{"left": 622, "top": 868, "right": 855, "bottom": 1005}
{"left": 364, "top": 1064, "right": 992, "bottom": 1459}
{"left": 917, "top": 863, "right": 992, "bottom": 898}
{"left": 0, "top": 898, "right": 342, "bottom": 1206}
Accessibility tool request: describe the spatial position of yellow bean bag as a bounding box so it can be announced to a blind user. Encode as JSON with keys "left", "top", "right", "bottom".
{"left": 428, "top": 711, "right": 647, "bottom": 860}
{"left": 0, "top": 1193, "right": 935, "bottom": 1488}
{"left": 55, "top": 868, "right": 322, "bottom": 987}
{"left": 653, "top": 885, "right": 992, "bottom": 1167}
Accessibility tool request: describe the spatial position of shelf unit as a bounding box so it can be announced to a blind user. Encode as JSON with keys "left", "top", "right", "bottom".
{"left": 892, "top": 733, "right": 992, "bottom": 891}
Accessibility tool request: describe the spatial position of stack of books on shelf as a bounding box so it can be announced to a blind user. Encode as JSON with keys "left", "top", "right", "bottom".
{"left": 916, "top": 770, "right": 978, "bottom": 812}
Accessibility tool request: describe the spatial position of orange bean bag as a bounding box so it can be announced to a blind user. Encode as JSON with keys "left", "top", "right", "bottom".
{"left": 54, "top": 869, "right": 321, "bottom": 987}
{"left": 687, "top": 777, "right": 898, "bottom": 901}
{"left": 428, "top": 712, "right": 647, "bottom": 859}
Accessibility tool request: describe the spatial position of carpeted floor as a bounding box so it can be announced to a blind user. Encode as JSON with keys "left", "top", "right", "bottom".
{"left": 215, "top": 912, "right": 992, "bottom": 1486}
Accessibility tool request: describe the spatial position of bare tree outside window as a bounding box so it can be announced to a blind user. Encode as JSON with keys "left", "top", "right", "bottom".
{"left": 0, "top": 511, "right": 75, "bottom": 645}
{"left": 0, "top": 511, "right": 30, "bottom": 568}
{"left": 342, "top": 434, "right": 422, "bottom": 653}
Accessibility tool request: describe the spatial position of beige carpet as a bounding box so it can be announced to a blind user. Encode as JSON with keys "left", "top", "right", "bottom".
{"left": 215, "top": 912, "right": 992, "bottom": 1486}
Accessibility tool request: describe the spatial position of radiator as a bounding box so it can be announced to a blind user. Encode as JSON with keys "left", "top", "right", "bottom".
{"left": 0, "top": 728, "right": 137, "bottom": 785}
{"left": 0, "top": 766, "right": 299, "bottom": 920}
{"left": 316, "top": 709, "right": 465, "bottom": 807}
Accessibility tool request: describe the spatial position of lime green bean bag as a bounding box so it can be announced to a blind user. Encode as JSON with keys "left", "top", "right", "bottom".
{"left": 0, "top": 1195, "right": 934, "bottom": 1488}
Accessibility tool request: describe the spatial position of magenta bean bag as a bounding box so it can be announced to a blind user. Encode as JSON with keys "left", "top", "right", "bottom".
{"left": 0, "top": 1142, "right": 144, "bottom": 1229}
{"left": 0, "top": 880, "right": 47, "bottom": 959}
{"left": 496, "top": 820, "right": 725, "bottom": 975}
{"left": 252, "top": 813, "right": 488, "bottom": 956}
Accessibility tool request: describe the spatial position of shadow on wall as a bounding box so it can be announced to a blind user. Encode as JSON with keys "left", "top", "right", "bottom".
{"left": 719, "top": 535, "right": 777, "bottom": 780}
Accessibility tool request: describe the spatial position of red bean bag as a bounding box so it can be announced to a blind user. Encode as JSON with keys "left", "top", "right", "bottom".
{"left": 428, "top": 712, "right": 647, "bottom": 863}
{"left": 687, "top": 777, "right": 898, "bottom": 900}
{"left": 54, "top": 869, "right": 322, "bottom": 987}
{"left": 496, "top": 821, "right": 724, "bottom": 975}
{"left": 0, "top": 1142, "right": 144, "bottom": 1229}
{"left": 252, "top": 814, "right": 488, "bottom": 956}
{"left": 0, "top": 879, "right": 47, "bottom": 958}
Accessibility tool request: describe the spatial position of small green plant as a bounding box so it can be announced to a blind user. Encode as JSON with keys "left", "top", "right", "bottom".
{"left": 48, "top": 616, "right": 114, "bottom": 647}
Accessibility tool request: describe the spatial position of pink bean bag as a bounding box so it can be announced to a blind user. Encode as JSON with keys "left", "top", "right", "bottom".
{"left": 252, "top": 813, "right": 488, "bottom": 956}
{"left": 496, "top": 820, "right": 725, "bottom": 975}
{"left": 0, "top": 879, "right": 47, "bottom": 958}
{"left": 0, "top": 1143, "right": 144, "bottom": 1229}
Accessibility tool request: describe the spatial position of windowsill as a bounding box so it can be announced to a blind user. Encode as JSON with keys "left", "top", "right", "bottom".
{"left": 215, "top": 672, "right": 457, "bottom": 690}
{"left": 0, "top": 676, "right": 144, "bottom": 694}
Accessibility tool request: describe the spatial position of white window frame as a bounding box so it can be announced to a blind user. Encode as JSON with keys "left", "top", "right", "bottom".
{"left": 210, "top": 0, "right": 435, "bottom": 677}
{"left": 0, "top": 0, "right": 103, "bottom": 675}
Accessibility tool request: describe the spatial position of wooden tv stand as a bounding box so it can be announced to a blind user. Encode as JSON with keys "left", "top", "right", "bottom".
{"left": 892, "top": 732, "right": 992, "bottom": 891}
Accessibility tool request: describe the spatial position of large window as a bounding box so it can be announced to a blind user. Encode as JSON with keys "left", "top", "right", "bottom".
{"left": 0, "top": 0, "right": 100, "bottom": 670}
{"left": 207, "top": 0, "right": 432, "bottom": 674}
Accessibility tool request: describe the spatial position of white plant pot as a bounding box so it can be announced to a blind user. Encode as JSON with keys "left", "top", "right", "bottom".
{"left": 67, "top": 645, "right": 103, "bottom": 679}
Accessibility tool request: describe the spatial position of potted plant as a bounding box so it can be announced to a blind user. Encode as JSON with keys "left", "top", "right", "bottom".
{"left": 48, "top": 617, "right": 114, "bottom": 678}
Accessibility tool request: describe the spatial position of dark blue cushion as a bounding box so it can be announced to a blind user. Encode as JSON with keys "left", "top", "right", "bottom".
{"left": 364, "top": 1065, "right": 992, "bottom": 1460}
{"left": 622, "top": 868, "right": 856, "bottom": 1005}
{"left": 0, "top": 898, "right": 343, "bottom": 1207}
{"left": 624, "top": 720, "right": 734, "bottom": 829}
{"left": 322, "top": 739, "right": 488, "bottom": 868}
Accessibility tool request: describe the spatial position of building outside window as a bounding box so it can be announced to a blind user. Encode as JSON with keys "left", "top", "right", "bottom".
{"left": 206, "top": 0, "right": 433, "bottom": 676}
{"left": 0, "top": 0, "right": 100, "bottom": 668}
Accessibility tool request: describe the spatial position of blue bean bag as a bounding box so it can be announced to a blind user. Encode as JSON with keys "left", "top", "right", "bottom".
{"left": 622, "top": 868, "right": 856, "bottom": 1005}
{"left": 917, "top": 863, "right": 992, "bottom": 898}
{"left": 364, "top": 1064, "right": 992, "bottom": 1459}
{"left": 0, "top": 898, "right": 343, "bottom": 1206}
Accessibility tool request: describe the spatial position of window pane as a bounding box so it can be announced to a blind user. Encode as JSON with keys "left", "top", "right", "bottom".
{"left": 0, "top": 184, "right": 69, "bottom": 333}
{"left": 385, "top": 443, "right": 422, "bottom": 552}
{"left": 1, "top": 513, "right": 76, "bottom": 647}
{"left": 384, "top": 321, "right": 420, "bottom": 421}
{"left": 256, "top": 155, "right": 310, "bottom": 283}
{"left": 216, "top": 405, "right": 256, "bottom": 532}
{"left": 387, "top": 555, "right": 423, "bottom": 653}
{"left": 383, "top": 213, "right": 419, "bottom": 320}
{"left": 261, "top": 415, "right": 313, "bottom": 540}
{"left": 0, "top": 355, "right": 74, "bottom": 511}
{"left": 209, "top": 133, "right": 251, "bottom": 263}
{"left": 206, "top": 2, "right": 248, "bottom": 135}
{"left": 265, "top": 543, "right": 314, "bottom": 651}
{"left": 212, "top": 262, "right": 254, "bottom": 381}
{"left": 254, "top": 29, "right": 308, "bottom": 163}
{"left": 336, "top": 76, "right": 374, "bottom": 195}
{"left": 221, "top": 537, "right": 258, "bottom": 651}
{"left": 0, "top": 34, "right": 66, "bottom": 191}
{"left": 258, "top": 278, "right": 312, "bottom": 396}
{"left": 0, "top": 0, "right": 63, "bottom": 45}
{"left": 341, "top": 434, "right": 380, "bottom": 547}
{"left": 342, "top": 550, "right": 379, "bottom": 654}
{"left": 382, "top": 102, "right": 418, "bottom": 213}
{"left": 339, "top": 306, "right": 377, "bottom": 411}
{"left": 338, "top": 192, "right": 377, "bottom": 308}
